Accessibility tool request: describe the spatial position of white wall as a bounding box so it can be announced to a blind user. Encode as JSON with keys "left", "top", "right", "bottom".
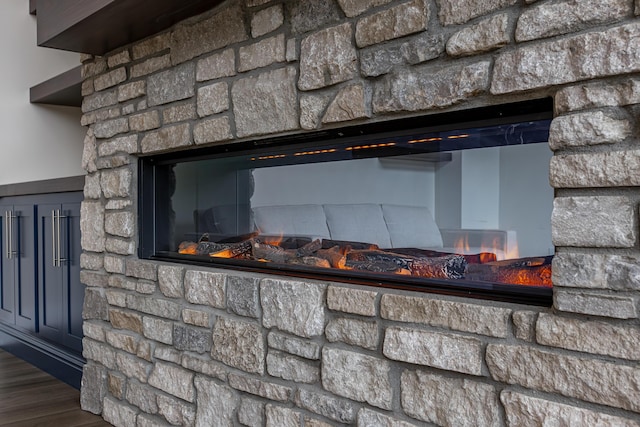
{"left": 461, "top": 147, "right": 500, "bottom": 229}
{"left": 499, "top": 143, "right": 554, "bottom": 258}
{"left": 0, "top": 0, "right": 86, "bottom": 186}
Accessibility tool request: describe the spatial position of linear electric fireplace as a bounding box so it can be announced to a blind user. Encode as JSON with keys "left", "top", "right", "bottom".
{"left": 140, "top": 99, "right": 554, "bottom": 304}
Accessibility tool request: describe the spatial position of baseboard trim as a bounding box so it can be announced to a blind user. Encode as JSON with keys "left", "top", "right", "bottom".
{"left": 0, "top": 323, "right": 84, "bottom": 389}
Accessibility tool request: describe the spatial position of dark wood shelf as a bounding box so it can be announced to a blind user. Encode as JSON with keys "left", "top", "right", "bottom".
{"left": 36, "top": 0, "right": 223, "bottom": 55}
{"left": 29, "top": 65, "right": 82, "bottom": 107}
{"left": 0, "top": 176, "right": 85, "bottom": 198}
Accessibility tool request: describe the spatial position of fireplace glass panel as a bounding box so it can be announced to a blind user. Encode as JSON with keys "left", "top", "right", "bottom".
{"left": 142, "top": 101, "right": 554, "bottom": 303}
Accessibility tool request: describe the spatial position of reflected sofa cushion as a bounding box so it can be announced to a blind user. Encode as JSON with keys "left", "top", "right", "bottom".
{"left": 252, "top": 204, "right": 331, "bottom": 239}
{"left": 382, "top": 204, "right": 443, "bottom": 249}
{"left": 323, "top": 204, "right": 392, "bottom": 248}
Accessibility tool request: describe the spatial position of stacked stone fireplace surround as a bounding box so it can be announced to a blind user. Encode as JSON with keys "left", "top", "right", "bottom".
{"left": 77, "top": 0, "right": 640, "bottom": 425}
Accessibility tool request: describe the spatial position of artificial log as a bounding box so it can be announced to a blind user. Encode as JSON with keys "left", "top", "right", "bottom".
{"left": 296, "top": 239, "right": 323, "bottom": 257}
{"left": 410, "top": 254, "right": 467, "bottom": 279}
{"left": 287, "top": 256, "right": 332, "bottom": 268}
{"left": 316, "top": 246, "right": 347, "bottom": 269}
{"left": 465, "top": 256, "right": 552, "bottom": 287}
{"left": 251, "top": 242, "right": 297, "bottom": 263}
{"left": 321, "top": 239, "right": 379, "bottom": 251}
{"left": 392, "top": 247, "right": 497, "bottom": 264}
{"left": 346, "top": 259, "right": 411, "bottom": 275}
{"left": 178, "top": 239, "right": 253, "bottom": 258}
{"left": 346, "top": 250, "right": 467, "bottom": 279}
{"left": 347, "top": 250, "right": 413, "bottom": 270}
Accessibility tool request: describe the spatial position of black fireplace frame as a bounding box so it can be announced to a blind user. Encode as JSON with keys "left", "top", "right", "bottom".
{"left": 139, "top": 98, "right": 554, "bottom": 306}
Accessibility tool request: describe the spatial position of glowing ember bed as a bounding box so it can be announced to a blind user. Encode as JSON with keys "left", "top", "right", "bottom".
{"left": 139, "top": 99, "right": 554, "bottom": 305}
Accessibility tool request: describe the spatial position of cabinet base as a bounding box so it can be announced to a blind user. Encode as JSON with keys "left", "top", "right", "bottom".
{"left": 0, "top": 322, "right": 84, "bottom": 389}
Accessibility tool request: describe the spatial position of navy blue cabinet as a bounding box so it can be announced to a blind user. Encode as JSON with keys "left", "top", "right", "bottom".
{"left": 0, "top": 189, "right": 85, "bottom": 388}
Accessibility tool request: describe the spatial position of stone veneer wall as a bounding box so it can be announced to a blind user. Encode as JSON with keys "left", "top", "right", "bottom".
{"left": 77, "top": 0, "right": 640, "bottom": 425}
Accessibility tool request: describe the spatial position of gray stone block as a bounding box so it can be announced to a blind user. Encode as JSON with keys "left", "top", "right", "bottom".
{"left": 322, "top": 347, "right": 393, "bottom": 410}
{"left": 212, "top": 317, "right": 265, "bottom": 374}
{"left": 266, "top": 351, "right": 319, "bottom": 383}
{"left": 401, "top": 370, "right": 501, "bottom": 426}
{"left": 502, "top": 391, "right": 640, "bottom": 427}
{"left": 227, "top": 276, "right": 260, "bottom": 318}
{"left": 551, "top": 196, "right": 636, "bottom": 248}
{"left": 446, "top": 13, "right": 510, "bottom": 56}
{"left": 436, "top": 0, "right": 516, "bottom": 25}
{"left": 100, "top": 168, "right": 133, "bottom": 199}
{"left": 228, "top": 373, "right": 292, "bottom": 401}
{"left": 148, "top": 361, "right": 195, "bottom": 402}
{"left": 238, "top": 34, "right": 286, "bottom": 72}
{"left": 381, "top": 293, "right": 511, "bottom": 338}
{"left": 261, "top": 279, "right": 325, "bottom": 338}
{"left": 194, "top": 376, "right": 238, "bottom": 427}
{"left": 196, "top": 49, "right": 236, "bottom": 82}
{"left": 550, "top": 150, "right": 640, "bottom": 188}
{"left": 147, "top": 62, "right": 195, "bottom": 106}
{"left": 516, "top": 0, "right": 631, "bottom": 42}
{"left": 383, "top": 327, "right": 484, "bottom": 375}
{"left": 299, "top": 24, "right": 357, "bottom": 91}
{"left": 81, "top": 201, "right": 106, "bottom": 253}
{"left": 294, "top": 389, "right": 356, "bottom": 423}
{"left": 355, "top": 0, "right": 428, "bottom": 48}
{"left": 193, "top": 116, "right": 233, "bottom": 145}
{"left": 373, "top": 61, "right": 490, "bottom": 113}
{"left": 231, "top": 67, "right": 298, "bottom": 138}
{"left": 158, "top": 265, "right": 185, "bottom": 298}
{"left": 174, "top": 324, "right": 212, "bottom": 354}
{"left": 288, "top": 0, "right": 341, "bottom": 34}
{"left": 325, "top": 317, "right": 378, "bottom": 350}
{"left": 492, "top": 23, "right": 640, "bottom": 94}
{"left": 80, "top": 364, "right": 107, "bottom": 414}
{"left": 105, "top": 211, "right": 135, "bottom": 238}
{"left": 555, "top": 78, "right": 640, "bottom": 113}
{"left": 487, "top": 344, "right": 640, "bottom": 412}
{"left": 170, "top": 4, "right": 247, "bottom": 64}
{"left": 267, "top": 331, "right": 321, "bottom": 360}
{"left": 103, "top": 397, "right": 138, "bottom": 427}
{"left": 157, "top": 394, "right": 196, "bottom": 426}
{"left": 251, "top": 5, "right": 284, "bottom": 38}
{"left": 549, "top": 111, "right": 631, "bottom": 150}
{"left": 184, "top": 270, "right": 226, "bottom": 308}
{"left": 537, "top": 313, "right": 640, "bottom": 360}
{"left": 125, "top": 259, "right": 158, "bottom": 281}
{"left": 196, "top": 82, "right": 228, "bottom": 118}
{"left": 554, "top": 290, "right": 638, "bottom": 319}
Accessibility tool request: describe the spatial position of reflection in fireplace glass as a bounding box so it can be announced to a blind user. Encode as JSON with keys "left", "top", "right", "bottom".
{"left": 144, "top": 102, "right": 554, "bottom": 302}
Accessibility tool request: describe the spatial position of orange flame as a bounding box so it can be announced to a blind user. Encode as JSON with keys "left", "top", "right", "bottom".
{"left": 454, "top": 235, "right": 471, "bottom": 254}
{"left": 178, "top": 241, "right": 198, "bottom": 255}
{"left": 261, "top": 233, "right": 284, "bottom": 247}
{"left": 210, "top": 249, "right": 234, "bottom": 258}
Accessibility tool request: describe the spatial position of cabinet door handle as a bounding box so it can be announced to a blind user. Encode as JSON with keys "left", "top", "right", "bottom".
{"left": 5, "top": 211, "right": 16, "bottom": 260}
{"left": 52, "top": 209, "right": 68, "bottom": 267}
{"left": 51, "top": 210, "right": 56, "bottom": 266}
{"left": 5, "top": 211, "right": 10, "bottom": 259}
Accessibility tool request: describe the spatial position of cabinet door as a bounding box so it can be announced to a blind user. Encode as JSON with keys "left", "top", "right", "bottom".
{"left": 62, "top": 202, "right": 83, "bottom": 353}
{"left": 38, "top": 203, "right": 63, "bottom": 342}
{"left": 13, "top": 204, "right": 36, "bottom": 332}
{"left": 0, "top": 204, "right": 36, "bottom": 330}
{"left": 38, "top": 202, "right": 83, "bottom": 353}
{"left": 0, "top": 206, "right": 16, "bottom": 324}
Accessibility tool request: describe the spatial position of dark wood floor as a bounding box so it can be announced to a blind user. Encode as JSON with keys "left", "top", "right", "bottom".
{"left": 0, "top": 349, "right": 111, "bottom": 427}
